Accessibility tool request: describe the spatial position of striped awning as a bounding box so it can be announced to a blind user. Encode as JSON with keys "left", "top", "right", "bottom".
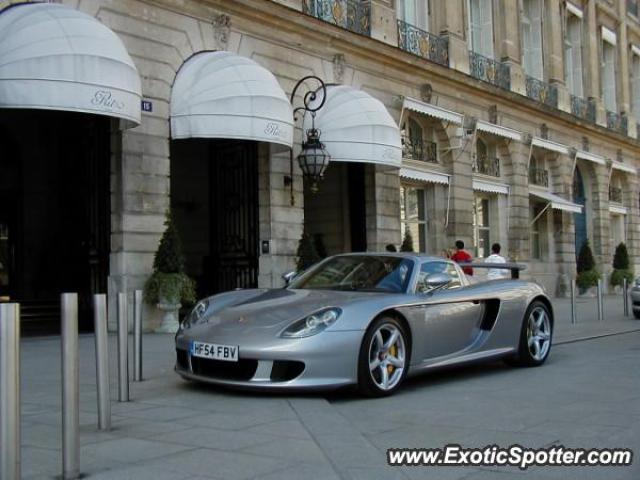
{"left": 402, "top": 97, "right": 464, "bottom": 125}
{"left": 400, "top": 167, "right": 449, "bottom": 185}
{"left": 472, "top": 178, "right": 509, "bottom": 194}
{"left": 529, "top": 188, "right": 583, "bottom": 213}
{"left": 476, "top": 121, "right": 523, "bottom": 141}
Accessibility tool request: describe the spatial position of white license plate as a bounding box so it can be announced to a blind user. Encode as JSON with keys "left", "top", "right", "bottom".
{"left": 190, "top": 341, "right": 239, "bottom": 362}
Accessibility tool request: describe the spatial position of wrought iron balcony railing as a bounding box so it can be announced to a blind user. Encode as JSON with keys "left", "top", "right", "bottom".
{"left": 397, "top": 20, "right": 449, "bottom": 67}
{"left": 302, "top": 0, "right": 371, "bottom": 36}
{"left": 628, "top": 0, "right": 639, "bottom": 17}
{"left": 529, "top": 166, "right": 549, "bottom": 188}
{"left": 570, "top": 95, "right": 596, "bottom": 123}
{"left": 609, "top": 186, "right": 623, "bottom": 204}
{"left": 606, "top": 111, "right": 628, "bottom": 136}
{"left": 472, "top": 155, "right": 501, "bottom": 177}
{"left": 469, "top": 51, "right": 511, "bottom": 90}
{"left": 525, "top": 76, "right": 558, "bottom": 108}
{"left": 401, "top": 135, "right": 438, "bottom": 163}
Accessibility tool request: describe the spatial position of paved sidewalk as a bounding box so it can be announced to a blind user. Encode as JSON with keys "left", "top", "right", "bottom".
{"left": 14, "top": 296, "right": 640, "bottom": 479}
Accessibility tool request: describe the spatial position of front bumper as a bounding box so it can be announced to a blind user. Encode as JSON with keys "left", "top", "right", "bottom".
{"left": 174, "top": 329, "right": 364, "bottom": 390}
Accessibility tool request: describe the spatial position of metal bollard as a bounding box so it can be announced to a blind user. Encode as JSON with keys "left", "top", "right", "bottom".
{"left": 596, "top": 279, "right": 604, "bottom": 322}
{"left": 61, "top": 293, "right": 79, "bottom": 480}
{"left": 133, "top": 290, "right": 143, "bottom": 382}
{"left": 93, "top": 294, "right": 111, "bottom": 430}
{"left": 570, "top": 278, "right": 577, "bottom": 325}
{"left": 1, "top": 303, "right": 20, "bottom": 480}
{"left": 623, "top": 278, "right": 629, "bottom": 317}
{"left": 117, "top": 292, "right": 129, "bottom": 402}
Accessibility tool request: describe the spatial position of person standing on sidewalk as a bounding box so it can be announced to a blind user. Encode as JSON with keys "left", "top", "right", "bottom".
{"left": 485, "top": 243, "right": 507, "bottom": 279}
{"left": 450, "top": 240, "right": 473, "bottom": 276}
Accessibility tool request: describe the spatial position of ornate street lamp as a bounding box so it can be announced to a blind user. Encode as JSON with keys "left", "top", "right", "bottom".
{"left": 287, "top": 75, "right": 330, "bottom": 204}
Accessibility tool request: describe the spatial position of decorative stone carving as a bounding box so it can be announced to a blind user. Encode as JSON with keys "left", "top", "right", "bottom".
{"left": 582, "top": 136, "right": 589, "bottom": 151}
{"left": 488, "top": 105, "right": 498, "bottom": 124}
{"left": 540, "top": 123, "right": 549, "bottom": 139}
{"left": 420, "top": 83, "right": 432, "bottom": 103}
{"left": 333, "top": 54, "right": 345, "bottom": 84}
{"left": 212, "top": 13, "right": 231, "bottom": 49}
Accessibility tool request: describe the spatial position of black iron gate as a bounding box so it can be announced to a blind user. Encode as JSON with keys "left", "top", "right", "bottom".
{"left": 208, "top": 141, "right": 259, "bottom": 293}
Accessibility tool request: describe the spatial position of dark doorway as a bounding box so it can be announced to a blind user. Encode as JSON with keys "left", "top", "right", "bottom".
{"left": 0, "top": 110, "right": 111, "bottom": 334}
{"left": 347, "top": 163, "right": 367, "bottom": 252}
{"left": 171, "top": 139, "right": 259, "bottom": 298}
{"left": 573, "top": 167, "right": 587, "bottom": 259}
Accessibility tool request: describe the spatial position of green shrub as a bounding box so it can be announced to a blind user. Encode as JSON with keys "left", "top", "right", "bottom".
{"left": 610, "top": 268, "right": 634, "bottom": 287}
{"left": 613, "top": 242, "right": 630, "bottom": 270}
{"left": 144, "top": 211, "right": 196, "bottom": 305}
{"left": 576, "top": 269, "right": 600, "bottom": 290}
{"left": 296, "top": 230, "right": 320, "bottom": 271}
{"left": 576, "top": 240, "right": 595, "bottom": 274}
{"left": 400, "top": 230, "right": 414, "bottom": 252}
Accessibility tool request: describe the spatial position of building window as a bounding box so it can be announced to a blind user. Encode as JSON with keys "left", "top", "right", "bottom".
{"left": 468, "top": 0, "right": 494, "bottom": 58}
{"left": 397, "top": 0, "right": 429, "bottom": 31}
{"left": 611, "top": 214, "right": 626, "bottom": 249}
{"left": 632, "top": 52, "right": 640, "bottom": 122}
{"left": 400, "top": 185, "right": 427, "bottom": 252}
{"left": 530, "top": 203, "right": 547, "bottom": 260}
{"left": 601, "top": 36, "right": 617, "bottom": 112}
{"left": 529, "top": 155, "right": 549, "bottom": 187}
{"left": 522, "top": 0, "right": 543, "bottom": 80}
{"left": 564, "top": 10, "right": 583, "bottom": 97}
{"left": 473, "top": 196, "right": 491, "bottom": 257}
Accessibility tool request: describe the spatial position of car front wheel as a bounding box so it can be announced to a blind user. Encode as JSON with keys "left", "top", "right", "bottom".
{"left": 357, "top": 316, "right": 409, "bottom": 397}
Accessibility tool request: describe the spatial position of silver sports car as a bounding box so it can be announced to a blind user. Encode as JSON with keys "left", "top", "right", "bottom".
{"left": 175, "top": 253, "right": 553, "bottom": 396}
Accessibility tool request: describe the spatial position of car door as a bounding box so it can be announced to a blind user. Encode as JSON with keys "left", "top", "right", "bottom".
{"left": 414, "top": 261, "right": 485, "bottom": 359}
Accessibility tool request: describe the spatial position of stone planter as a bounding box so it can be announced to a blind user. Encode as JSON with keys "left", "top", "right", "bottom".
{"left": 155, "top": 296, "right": 181, "bottom": 333}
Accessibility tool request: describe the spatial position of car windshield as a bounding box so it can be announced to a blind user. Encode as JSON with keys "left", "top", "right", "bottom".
{"left": 288, "top": 255, "right": 414, "bottom": 293}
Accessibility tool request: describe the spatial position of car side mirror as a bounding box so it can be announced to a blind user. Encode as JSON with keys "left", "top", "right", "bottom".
{"left": 282, "top": 270, "right": 297, "bottom": 285}
{"left": 424, "top": 273, "right": 452, "bottom": 292}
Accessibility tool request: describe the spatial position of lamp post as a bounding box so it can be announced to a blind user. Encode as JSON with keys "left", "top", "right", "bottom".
{"left": 287, "top": 76, "right": 330, "bottom": 205}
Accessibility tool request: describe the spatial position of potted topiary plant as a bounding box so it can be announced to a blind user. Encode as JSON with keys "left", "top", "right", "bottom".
{"left": 610, "top": 242, "right": 634, "bottom": 291}
{"left": 144, "top": 211, "right": 196, "bottom": 333}
{"left": 400, "top": 229, "right": 414, "bottom": 252}
{"left": 576, "top": 240, "right": 600, "bottom": 295}
{"left": 296, "top": 230, "right": 320, "bottom": 271}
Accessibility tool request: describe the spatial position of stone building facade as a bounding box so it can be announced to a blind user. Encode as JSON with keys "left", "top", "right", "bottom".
{"left": 1, "top": 0, "right": 639, "bottom": 330}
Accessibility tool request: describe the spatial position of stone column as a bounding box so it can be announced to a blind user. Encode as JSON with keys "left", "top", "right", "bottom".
{"left": 591, "top": 162, "right": 612, "bottom": 279}
{"left": 625, "top": 172, "right": 640, "bottom": 272}
{"left": 109, "top": 120, "right": 170, "bottom": 331}
{"left": 617, "top": 0, "right": 631, "bottom": 116}
{"left": 585, "top": 0, "right": 606, "bottom": 126}
{"left": 444, "top": 124, "right": 474, "bottom": 249}
{"left": 496, "top": 0, "right": 525, "bottom": 95}
{"left": 505, "top": 141, "right": 531, "bottom": 262}
{"left": 365, "top": 165, "right": 401, "bottom": 252}
{"left": 433, "top": 0, "right": 470, "bottom": 74}
{"left": 548, "top": 152, "right": 576, "bottom": 296}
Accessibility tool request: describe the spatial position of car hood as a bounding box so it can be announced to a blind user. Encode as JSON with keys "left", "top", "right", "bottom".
{"left": 188, "top": 288, "right": 379, "bottom": 336}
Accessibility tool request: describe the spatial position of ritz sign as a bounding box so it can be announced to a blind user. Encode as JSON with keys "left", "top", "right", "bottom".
{"left": 90, "top": 90, "right": 124, "bottom": 110}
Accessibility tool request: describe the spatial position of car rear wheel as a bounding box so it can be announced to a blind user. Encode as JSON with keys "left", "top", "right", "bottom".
{"left": 357, "top": 316, "right": 409, "bottom": 397}
{"left": 510, "top": 300, "right": 552, "bottom": 367}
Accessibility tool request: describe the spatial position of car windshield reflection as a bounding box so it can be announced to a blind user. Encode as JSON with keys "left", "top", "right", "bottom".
{"left": 288, "top": 255, "right": 414, "bottom": 293}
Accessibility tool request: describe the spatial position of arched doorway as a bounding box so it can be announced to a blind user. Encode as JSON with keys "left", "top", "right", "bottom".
{"left": 573, "top": 167, "right": 587, "bottom": 257}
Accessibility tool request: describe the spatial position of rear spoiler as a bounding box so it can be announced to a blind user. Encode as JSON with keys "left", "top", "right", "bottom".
{"left": 462, "top": 262, "right": 527, "bottom": 279}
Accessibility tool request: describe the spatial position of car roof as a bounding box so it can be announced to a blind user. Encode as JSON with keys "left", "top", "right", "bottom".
{"left": 334, "top": 252, "right": 449, "bottom": 263}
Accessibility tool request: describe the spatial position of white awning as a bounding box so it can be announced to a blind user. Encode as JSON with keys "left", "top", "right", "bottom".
{"left": 476, "top": 121, "right": 523, "bottom": 141}
{"left": 611, "top": 161, "right": 637, "bottom": 174}
{"left": 530, "top": 188, "right": 583, "bottom": 213}
{"left": 402, "top": 97, "right": 464, "bottom": 125}
{"left": 400, "top": 167, "right": 450, "bottom": 185}
{"left": 303, "top": 85, "right": 401, "bottom": 168}
{"left": 472, "top": 178, "right": 509, "bottom": 195}
{"left": 610, "top": 205, "right": 628, "bottom": 215}
{"left": 0, "top": 3, "right": 142, "bottom": 127}
{"left": 170, "top": 51, "right": 293, "bottom": 147}
{"left": 576, "top": 150, "right": 607, "bottom": 166}
{"left": 602, "top": 26, "right": 617, "bottom": 45}
{"left": 532, "top": 137, "right": 571, "bottom": 155}
{"left": 566, "top": 2, "right": 583, "bottom": 19}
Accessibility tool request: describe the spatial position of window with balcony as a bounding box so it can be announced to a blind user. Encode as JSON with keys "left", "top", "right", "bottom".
{"left": 468, "top": 0, "right": 494, "bottom": 58}
{"left": 530, "top": 203, "right": 548, "bottom": 260}
{"left": 473, "top": 196, "right": 491, "bottom": 258}
{"left": 397, "top": 0, "right": 429, "bottom": 31}
{"left": 529, "top": 155, "right": 549, "bottom": 188}
{"left": 401, "top": 118, "right": 438, "bottom": 163}
{"left": 400, "top": 185, "right": 428, "bottom": 253}
{"left": 632, "top": 51, "right": 640, "bottom": 123}
{"left": 601, "top": 35, "right": 618, "bottom": 113}
{"left": 522, "top": 0, "right": 543, "bottom": 81}
{"left": 473, "top": 138, "right": 500, "bottom": 177}
{"left": 302, "top": 0, "right": 371, "bottom": 36}
{"left": 564, "top": 10, "right": 583, "bottom": 98}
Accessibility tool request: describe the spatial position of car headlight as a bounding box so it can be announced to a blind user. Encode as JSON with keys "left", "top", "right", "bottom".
{"left": 280, "top": 307, "right": 342, "bottom": 338}
{"left": 181, "top": 299, "right": 209, "bottom": 330}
